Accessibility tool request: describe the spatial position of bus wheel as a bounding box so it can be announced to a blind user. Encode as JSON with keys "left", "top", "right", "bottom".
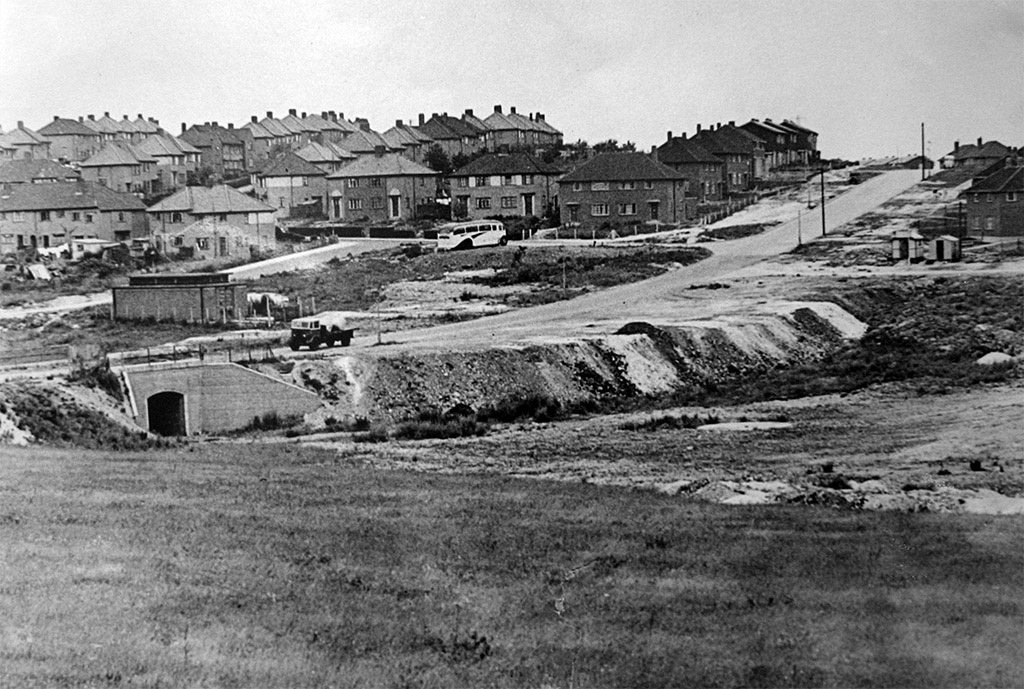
{"left": 499, "top": 236, "right": 508, "bottom": 246}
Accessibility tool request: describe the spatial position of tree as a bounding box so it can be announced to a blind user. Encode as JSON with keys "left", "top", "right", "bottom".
{"left": 424, "top": 144, "right": 452, "bottom": 175}
{"left": 593, "top": 139, "right": 636, "bottom": 153}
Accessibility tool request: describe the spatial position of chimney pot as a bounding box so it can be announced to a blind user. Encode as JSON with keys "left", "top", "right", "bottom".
{"left": 89, "top": 115, "right": 95, "bottom": 121}
{"left": 696, "top": 123, "right": 702, "bottom": 132}
{"left": 717, "top": 122, "right": 721, "bottom": 129}
{"left": 328, "top": 110, "right": 335, "bottom": 118}
{"left": 494, "top": 105, "right": 502, "bottom": 114}
{"left": 227, "top": 123, "right": 234, "bottom": 130}
{"left": 104, "top": 111, "right": 110, "bottom": 118}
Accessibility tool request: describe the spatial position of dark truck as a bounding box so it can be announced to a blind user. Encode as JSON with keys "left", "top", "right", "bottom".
{"left": 288, "top": 312, "right": 355, "bottom": 351}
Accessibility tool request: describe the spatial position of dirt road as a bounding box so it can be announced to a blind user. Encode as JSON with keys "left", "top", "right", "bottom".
{"left": 372, "top": 170, "right": 923, "bottom": 351}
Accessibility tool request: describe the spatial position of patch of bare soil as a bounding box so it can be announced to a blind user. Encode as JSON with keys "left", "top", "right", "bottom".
{"left": 329, "top": 380, "right": 1024, "bottom": 514}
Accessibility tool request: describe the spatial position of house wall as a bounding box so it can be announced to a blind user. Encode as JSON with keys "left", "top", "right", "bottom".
{"left": 558, "top": 180, "right": 687, "bottom": 227}
{"left": 326, "top": 175, "right": 438, "bottom": 222}
{"left": 662, "top": 161, "right": 724, "bottom": 202}
{"left": 148, "top": 211, "right": 254, "bottom": 237}
{"left": 0, "top": 208, "right": 148, "bottom": 251}
{"left": 450, "top": 173, "right": 559, "bottom": 219}
{"left": 47, "top": 133, "right": 101, "bottom": 162}
{"left": 259, "top": 175, "right": 327, "bottom": 218}
{"left": 965, "top": 192, "right": 1024, "bottom": 237}
{"left": 81, "top": 164, "right": 157, "bottom": 195}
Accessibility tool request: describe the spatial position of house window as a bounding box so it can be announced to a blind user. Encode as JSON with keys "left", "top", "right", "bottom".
{"left": 567, "top": 204, "right": 579, "bottom": 222}
{"left": 171, "top": 212, "right": 183, "bottom": 223}
{"left": 56, "top": 210, "right": 65, "bottom": 218}
{"left": 12, "top": 212, "right": 24, "bottom": 222}
{"left": 455, "top": 178, "right": 468, "bottom": 187}
{"left": 40, "top": 211, "right": 50, "bottom": 221}
{"left": 971, "top": 217, "right": 981, "bottom": 231}
{"left": 475, "top": 176, "right": 489, "bottom": 187}
{"left": 172, "top": 236, "right": 183, "bottom": 247}
{"left": 196, "top": 237, "right": 209, "bottom": 250}
{"left": 987, "top": 194, "right": 994, "bottom": 203}
{"left": 85, "top": 214, "right": 94, "bottom": 223}
{"left": 370, "top": 197, "right": 384, "bottom": 209}
{"left": 523, "top": 174, "right": 535, "bottom": 185}
{"left": 72, "top": 212, "right": 81, "bottom": 221}
{"left": 985, "top": 217, "right": 995, "bottom": 230}
{"left": 972, "top": 194, "right": 980, "bottom": 203}
{"left": 1008, "top": 192, "right": 1017, "bottom": 202}
{"left": 117, "top": 212, "right": 126, "bottom": 223}
{"left": 590, "top": 182, "right": 609, "bottom": 191}
{"left": 503, "top": 175, "right": 514, "bottom": 186}
{"left": 620, "top": 181, "right": 636, "bottom": 190}
{"left": 369, "top": 177, "right": 382, "bottom": 187}
{"left": 419, "top": 177, "right": 425, "bottom": 186}
{"left": 476, "top": 197, "right": 492, "bottom": 209}
{"left": 348, "top": 198, "right": 363, "bottom": 210}
{"left": 501, "top": 196, "right": 516, "bottom": 209}
{"left": 591, "top": 204, "right": 609, "bottom": 216}
{"left": 347, "top": 178, "right": 359, "bottom": 188}
{"left": 572, "top": 182, "right": 582, "bottom": 192}
{"left": 618, "top": 203, "right": 637, "bottom": 216}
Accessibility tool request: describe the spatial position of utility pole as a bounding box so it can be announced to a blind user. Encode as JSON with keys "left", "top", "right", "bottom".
{"left": 921, "top": 122, "right": 926, "bottom": 181}
{"left": 819, "top": 166, "right": 826, "bottom": 237}
{"left": 797, "top": 209, "right": 802, "bottom": 247}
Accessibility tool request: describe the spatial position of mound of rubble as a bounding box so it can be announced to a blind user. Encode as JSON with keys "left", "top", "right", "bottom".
{"left": 291, "top": 302, "right": 862, "bottom": 423}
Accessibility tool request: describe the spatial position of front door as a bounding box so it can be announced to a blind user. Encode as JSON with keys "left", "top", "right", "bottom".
{"left": 389, "top": 195, "right": 401, "bottom": 219}
{"left": 332, "top": 197, "right": 342, "bottom": 219}
{"left": 649, "top": 202, "right": 660, "bottom": 221}
{"left": 936, "top": 242, "right": 945, "bottom": 261}
{"left": 523, "top": 193, "right": 535, "bottom": 216}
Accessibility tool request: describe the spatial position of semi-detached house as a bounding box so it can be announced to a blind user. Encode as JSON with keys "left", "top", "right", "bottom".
{"left": 448, "top": 152, "right": 562, "bottom": 219}
{"left": 558, "top": 153, "right": 687, "bottom": 227}
{"left": 326, "top": 150, "right": 439, "bottom": 222}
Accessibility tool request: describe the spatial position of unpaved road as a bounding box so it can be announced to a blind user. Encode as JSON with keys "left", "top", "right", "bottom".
{"left": 367, "top": 170, "right": 923, "bottom": 351}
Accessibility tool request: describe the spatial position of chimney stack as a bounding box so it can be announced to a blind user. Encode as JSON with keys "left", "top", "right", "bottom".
{"left": 977, "top": 137, "right": 983, "bottom": 147}
{"left": 717, "top": 122, "right": 721, "bottom": 130}
{"left": 396, "top": 119, "right": 403, "bottom": 127}
{"left": 418, "top": 113, "right": 425, "bottom": 125}
{"left": 729, "top": 120, "right": 735, "bottom": 127}
{"left": 465, "top": 108, "right": 473, "bottom": 117}
{"left": 266, "top": 111, "right": 273, "bottom": 119}
{"left": 79, "top": 116, "right": 84, "bottom": 122}
{"left": 667, "top": 130, "right": 673, "bottom": 142}
{"left": 696, "top": 123, "right": 701, "bottom": 132}
{"left": 137, "top": 113, "right": 143, "bottom": 119}
{"left": 227, "top": 123, "right": 234, "bottom": 130}
{"left": 17, "top": 120, "right": 23, "bottom": 129}
{"left": 301, "top": 112, "right": 307, "bottom": 119}
{"left": 211, "top": 121, "right": 218, "bottom": 127}
{"left": 289, "top": 108, "right": 297, "bottom": 116}
{"left": 251, "top": 115, "right": 258, "bottom": 123}
{"left": 104, "top": 111, "right": 110, "bottom": 118}
{"left": 54, "top": 115, "right": 60, "bottom": 121}
{"left": 89, "top": 114, "right": 95, "bottom": 121}
{"left": 181, "top": 122, "right": 187, "bottom": 133}
{"left": 510, "top": 106, "right": 517, "bottom": 115}
{"left": 494, "top": 105, "right": 502, "bottom": 114}
{"left": 954, "top": 141, "right": 959, "bottom": 152}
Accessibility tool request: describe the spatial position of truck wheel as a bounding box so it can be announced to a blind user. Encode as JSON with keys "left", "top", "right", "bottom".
{"left": 309, "top": 340, "right": 319, "bottom": 351}
{"left": 289, "top": 343, "right": 300, "bottom": 351}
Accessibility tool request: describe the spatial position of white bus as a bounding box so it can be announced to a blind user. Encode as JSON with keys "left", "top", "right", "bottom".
{"left": 436, "top": 220, "right": 508, "bottom": 251}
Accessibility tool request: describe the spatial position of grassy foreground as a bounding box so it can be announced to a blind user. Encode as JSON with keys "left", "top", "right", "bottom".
{"left": 0, "top": 444, "right": 1021, "bottom": 688}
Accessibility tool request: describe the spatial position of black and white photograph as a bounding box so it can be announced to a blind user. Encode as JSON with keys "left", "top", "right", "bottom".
{"left": 0, "top": 0, "right": 1022, "bottom": 686}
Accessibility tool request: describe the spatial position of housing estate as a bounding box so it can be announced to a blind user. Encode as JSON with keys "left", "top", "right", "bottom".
{"left": 558, "top": 152, "right": 688, "bottom": 227}
{"left": 326, "top": 150, "right": 439, "bottom": 222}
{"left": 0, "top": 179, "right": 148, "bottom": 251}
{"left": 448, "top": 152, "right": 562, "bottom": 219}
{"left": 0, "top": 159, "right": 81, "bottom": 186}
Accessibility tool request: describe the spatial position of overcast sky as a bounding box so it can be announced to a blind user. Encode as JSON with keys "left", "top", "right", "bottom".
{"left": 1, "top": 0, "right": 1021, "bottom": 160}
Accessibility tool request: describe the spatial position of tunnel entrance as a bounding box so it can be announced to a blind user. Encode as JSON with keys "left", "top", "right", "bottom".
{"left": 148, "top": 391, "right": 186, "bottom": 436}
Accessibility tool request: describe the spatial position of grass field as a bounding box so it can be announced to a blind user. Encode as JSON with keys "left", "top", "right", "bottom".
{"left": 0, "top": 443, "right": 1020, "bottom": 688}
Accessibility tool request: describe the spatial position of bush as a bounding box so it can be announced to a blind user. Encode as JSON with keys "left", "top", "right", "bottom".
{"left": 620, "top": 413, "right": 720, "bottom": 431}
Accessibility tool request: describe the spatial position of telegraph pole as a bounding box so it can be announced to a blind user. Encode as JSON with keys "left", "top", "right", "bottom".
{"left": 819, "top": 166, "right": 826, "bottom": 237}
{"left": 921, "top": 122, "right": 926, "bottom": 181}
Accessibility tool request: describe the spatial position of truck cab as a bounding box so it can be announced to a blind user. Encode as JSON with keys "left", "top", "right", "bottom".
{"left": 288, "top": 312, "right": 355, "bottom": 351}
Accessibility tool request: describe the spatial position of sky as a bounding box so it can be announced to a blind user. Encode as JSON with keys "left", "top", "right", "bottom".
{"left": 1, "top": 0, "right": 1021, "bottom": 161}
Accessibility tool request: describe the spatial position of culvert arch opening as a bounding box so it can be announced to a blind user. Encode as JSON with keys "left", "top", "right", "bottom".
{"left": 147, "top": 391, "right": 186, "bottom": 436}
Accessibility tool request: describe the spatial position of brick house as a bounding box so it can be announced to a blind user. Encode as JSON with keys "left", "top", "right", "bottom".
{"left": 251, "top": 151, "right": 328, "bottom": 219}
{"left": 448, "top": 152, "right": 562, "bottom": 219}
{"left": 558, "top": 153, "right": 688, "bottom": 227}
{"left": 655, "top": 134, "right": 725, "bottom": 204}
{"left": 295, "top": 141, "right": 357, "bottom": 174}
{"left": 775, "top": 119, "right": 819, "bottom": 164}
{"left": 81, "top": 113, "right": 121, "bottom": 143}
{"left": 179, "top": 123, "right": 247, "bottom": 180}
{"left": 483, "top": 105, "right": 526, "bottom": 151}
{"left": 741, "top": 119, "right": 796, "bottom": 170}
{"left": 0, "top": 180, "right": 148, "bottom": 252}
{"left": 36, "top": 117, "right": 102, "bottom": 162}
{"left": 383, "top": 120, "right": 434, "bottom": 163}
{"left": 146, "top": 185, "right": 275, "bottom": 249}
{"left": 963, "top": 158, "right": 1023, "bottom": 237}
{"left": 325, "top": 150, "right": 439, "bottom": 222}
{"left": 79, "top": 142, "right": 160, "bottom": 195}
{"left": 689, "top": 124, "right": 755, "bottom": 195}
{"left": 417, "top": 113, "right": 485, "bottom": 158}
{"left": 943, "top": 139, "right": 1012, "bottom": 169}
{"left": 0, "top": 122, "right": 51, "bottom": 161}
{"left": 136, "top": 133, "right": 202, "bottom": 194}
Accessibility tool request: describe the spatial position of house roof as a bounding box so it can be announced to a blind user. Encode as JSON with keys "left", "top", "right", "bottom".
{"left": 0, "top": 126, "right": 50, "bottom": 147}
{"left": 80, "top": 142, "right": 157, "bottom": 167}
{"left": 531, "top": 115, "right": 562, "bottom": 136}
{"left": 341, "top": 128, "right": 392, "bottom": 153}
{"left": 180, "top": 124, "right": 244, "bottom": 148}
{"left": 242, "top": 120, "right": 275, "bottom": 139}
{"left": 0, "top": 179, "right": 146, "bottom": 212}
{"left": 461, "top": 112, "right": 492, "bottom": 132}
{"left": 505, "top": 111, "right": 545, "bottom": 133}
{"left": 136, "top": 133, "right": 201, "bottom": 157}
{"left": 417, "top": 116, "right": 462, "bottom": 141}
{"left": 483, "top": 109, "right": 518, "bottom": 131}
{"left": 0, "top": 159, "right": 82, "bottom": 184}
{"left": 657, "top": 137, "right": 723, "bottom": 165}
{"left": 295, "top": 141, "right": 357, "bottom": 164}
{"left": 132, "top": 117, "right": 161, "bottom": 134}
{"left": 326, "top": 153, "right": 438, "bottom": 178}
{"left": 382, "top": 126, "right": 421, "bottom": 149}
{"left": 37, "top": 118, "right": 99, "bottom": 137}
{"left": 257, "top": 151, "right": 327, "bottom": 177}
{"left": 91, "top": 114, "right": 122, "bottom": 135}
{"left": 146, "top": 185, "right": 275, "bottom": 214}
{"left": 967, "top": 165, "right": 1023, "bottom": 193}
{"left": 690, "top": 128, "right": 750, "bottom": 156}
{"left": 559, "top": 153, "right": 685, "bottom": 182}
{"left": 258, "top": 117, "right": 293, "bottom": 138}
{"left": 277, "top": 114, "right": 309, "bottom": 134}
{"left": 450, "top": 152, "right": 562, "bottom": 177}
{"left": 780, "top": 119, "right": 817, "bottom": 136}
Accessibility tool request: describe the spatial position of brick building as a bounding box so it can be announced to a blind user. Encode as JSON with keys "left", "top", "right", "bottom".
{"left": 326, "top": 150, "right": 439, "bottom": 222}
{"left": 0, "top": 123, "right": 51, "bottom": 161}
{"left": 0, "top": 180, "right": 148, "bottom": 252}
{"left": 655, "top": 134, "right": 725, "bottom": 204}
{"left": 146, "top": 185, "right": 275, "bottom": 247}
{"left": 36, "top": 117, "right": 102, "bottom": 162}
{"left": 557, "top": 153, "right": 687, "bottom": 227}
{"left": 252, "top": 151, "right": 328, "bottom": 219}
{"left": 0, "top": 159, "right": 81, "bottom": 186}
{"left": 79, "top": 142, "right": 159, "bottom": 195}
{"left": 448, "top": 152, "right": 562, "bottom": 219}
{"left": 179, "top": 123, "right": 247, "bottom": 180}
{"left": 964, "top": 158, "right": 1023, "bottom": 237}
